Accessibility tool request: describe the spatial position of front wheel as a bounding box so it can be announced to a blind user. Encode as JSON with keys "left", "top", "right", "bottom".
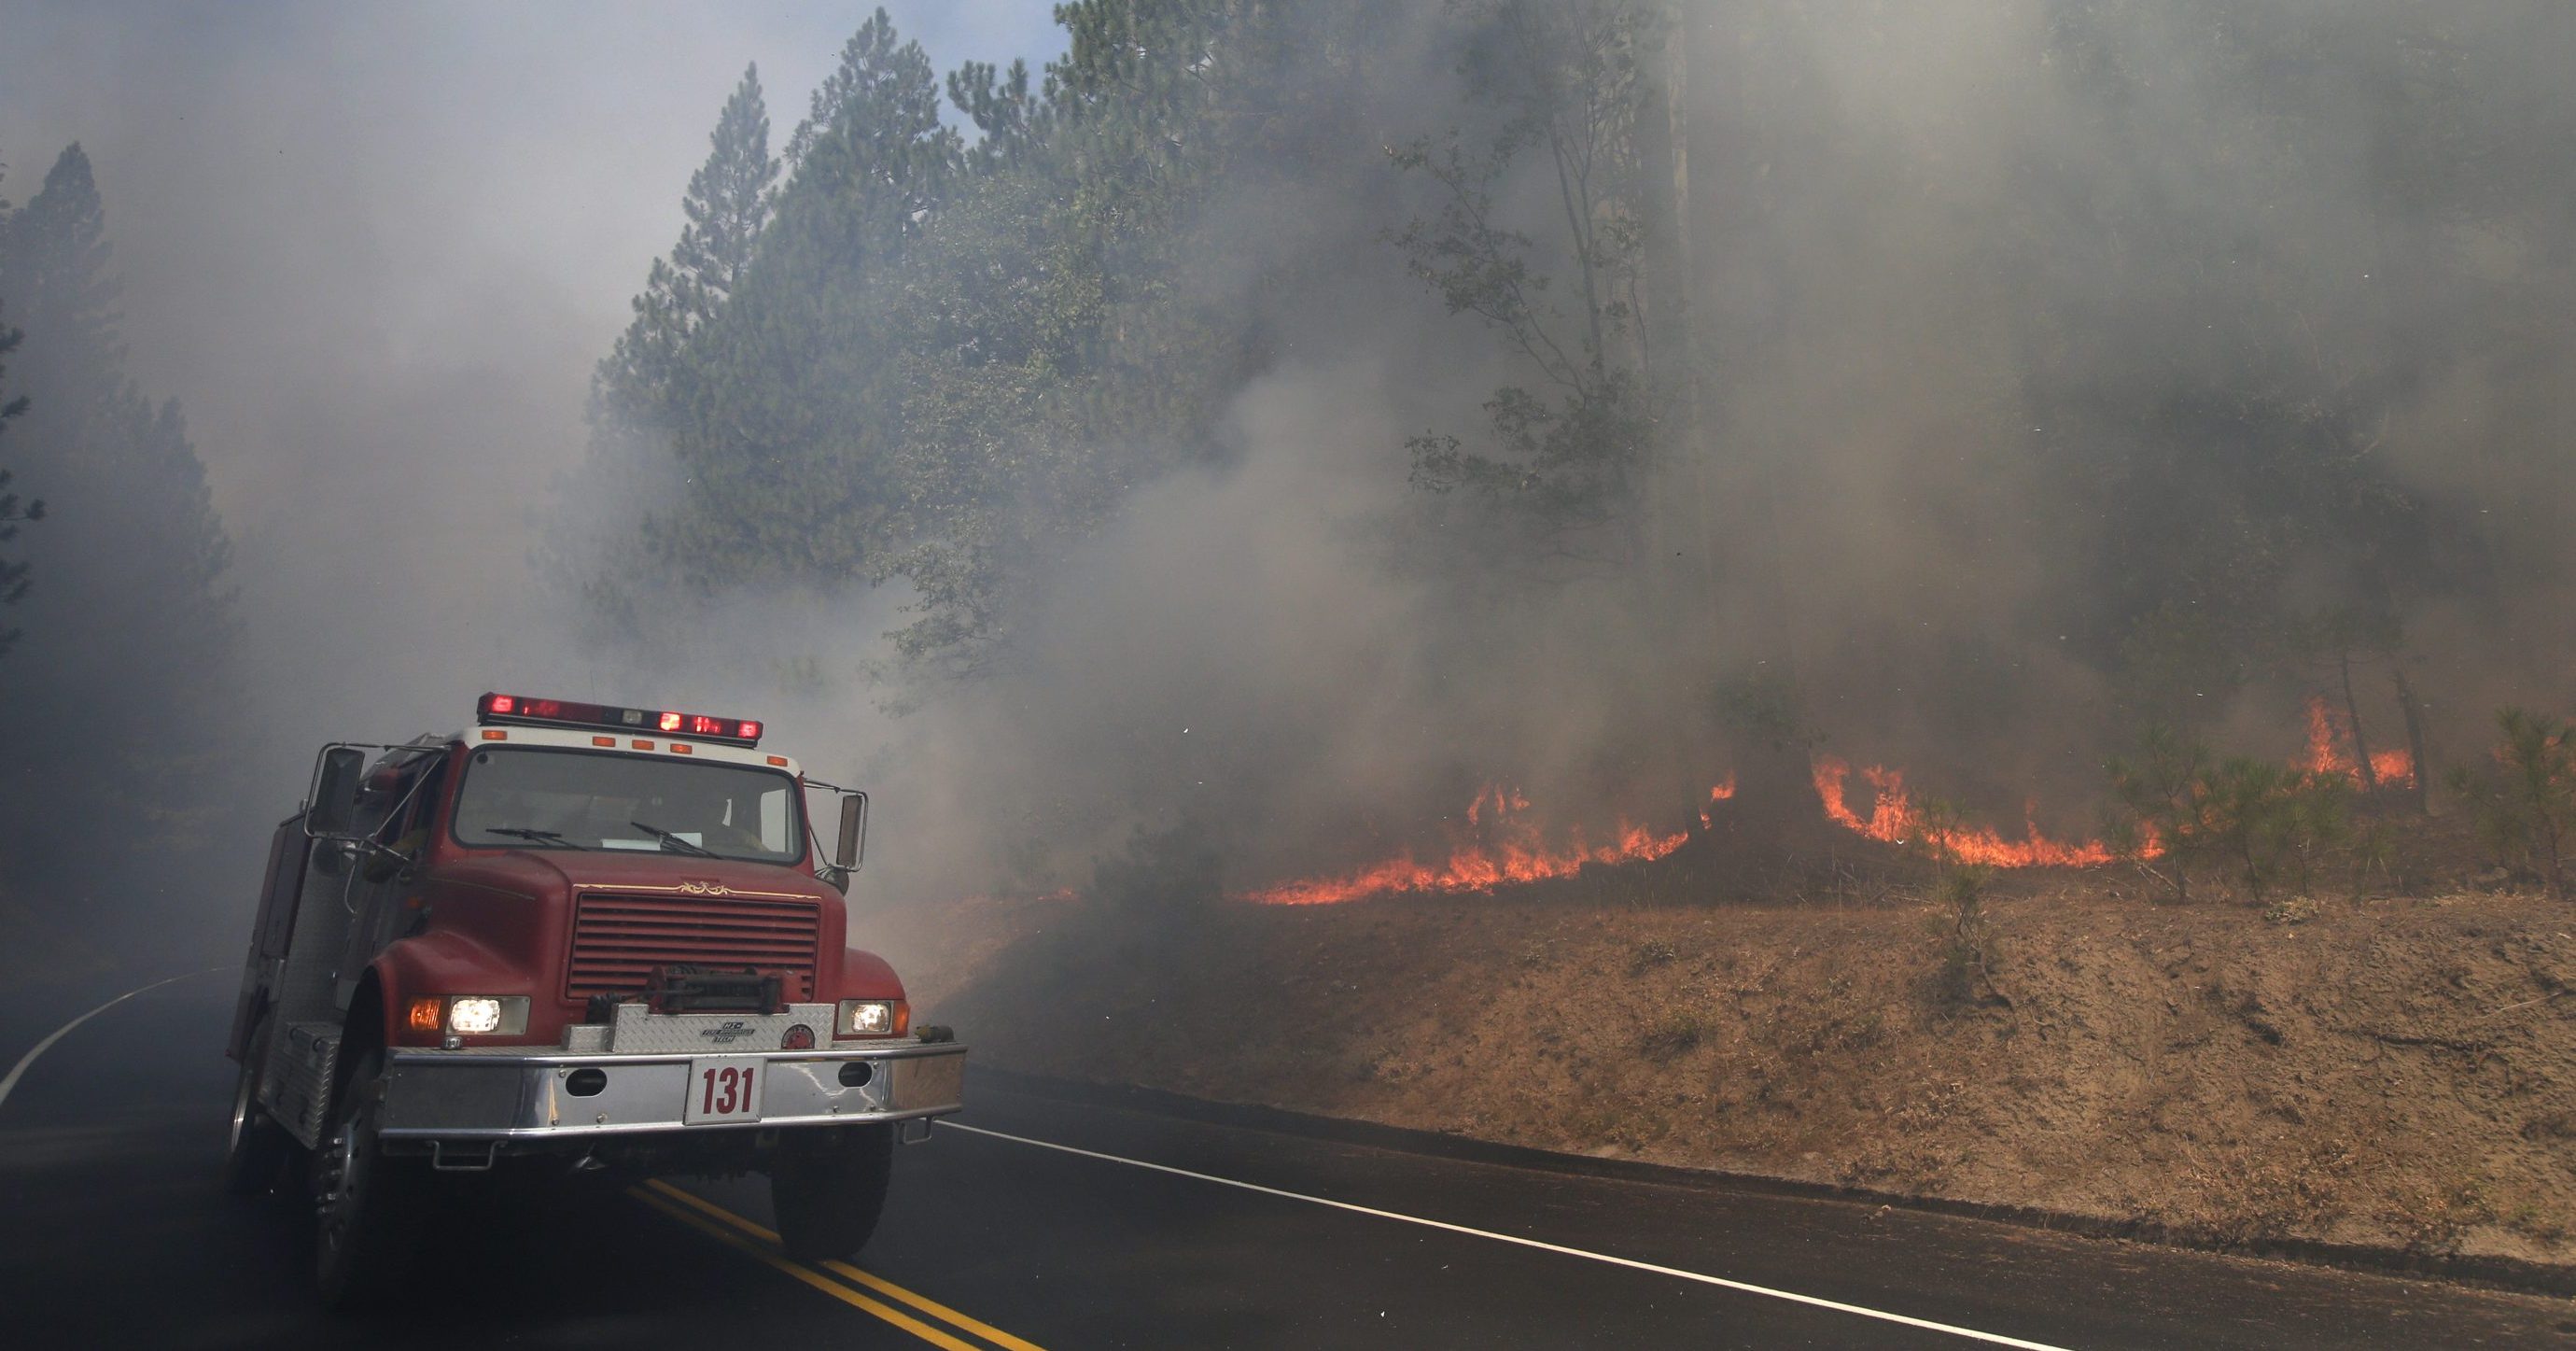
{"left": 312, "top": 1051, "right": 423, "bottom": 1310}
{"left": 770, "top": 1124, "right": 893, "bottom": 1261}
{"left": 223, "top": 1019, "right": 292, "bottom": 1196}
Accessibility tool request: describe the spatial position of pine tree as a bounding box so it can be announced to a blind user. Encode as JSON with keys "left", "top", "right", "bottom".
{"left": 641, "top": 8, "right": 960, "bottom": 587}
{"left": 0, "top": 144, "right": 237, "bottom": 868}
{"left": 594, "top": 63, "right": 779, "bottom": 436}
{"left": 0, "top": 161, "right": 41, "bottom": 659}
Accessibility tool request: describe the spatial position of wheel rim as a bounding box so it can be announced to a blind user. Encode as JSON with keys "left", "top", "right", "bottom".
{"left": 316, "top": 1119, "right": 366, "bottom": 1259}
{"left": 315, "top": 1068, "right": 376, "bottom": 1266}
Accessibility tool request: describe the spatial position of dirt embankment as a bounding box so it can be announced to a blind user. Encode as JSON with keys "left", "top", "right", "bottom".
{"left": 878, "top": 868, "right": 2576, "bottom": 1271}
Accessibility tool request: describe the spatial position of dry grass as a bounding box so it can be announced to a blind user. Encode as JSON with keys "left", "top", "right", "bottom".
{"left": 873, "top": 821, "right": 2576, "bottom": 1267}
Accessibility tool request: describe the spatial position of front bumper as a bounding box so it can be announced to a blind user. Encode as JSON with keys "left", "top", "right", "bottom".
{"left": 377, "top": 1039, "right": 965, "bottom": 1141}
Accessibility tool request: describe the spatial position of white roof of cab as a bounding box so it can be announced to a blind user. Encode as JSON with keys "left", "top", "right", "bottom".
{"left": 443, "top": 724, "right": 803, "bottom": 776}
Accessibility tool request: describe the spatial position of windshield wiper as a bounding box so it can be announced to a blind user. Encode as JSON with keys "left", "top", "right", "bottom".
{"left": 629, "top": 820, "right": 716, "bottom": 858}
{"left": 481, "top": 826, "right": 588, "bottom": 849}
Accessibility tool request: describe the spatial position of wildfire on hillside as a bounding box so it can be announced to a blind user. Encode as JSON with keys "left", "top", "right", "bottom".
{"left": 2303, "top": 697, "right": 2415, "bottom": 788}
{"left": 1239, "top": 753, "right": 2129, "bottom": 906}
{"left": 1239, "top": 784, "right": 1688, "bottom": 907}
{"left": 1808, "top": 755, "right": 2118, "bottom": 868}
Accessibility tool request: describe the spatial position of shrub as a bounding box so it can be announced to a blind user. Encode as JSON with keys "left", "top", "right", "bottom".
{"left": 1636, "top": 1011, "right": 1704, "bottom": 1062}
{"left": 2447, "top": 709, "right": 2576, "bottom": 899}
{"left": 2106, "top": 725, "right": 2219, "bottom": 904}
{"left": 1911, "top": 797, "right": 2005, "bottom": 1011}
{"left": 2200, "top": 759, "right": 2351, "bottom": 904}
{"left": 2107, "top": 728, "right": 2353, "bottom": 904}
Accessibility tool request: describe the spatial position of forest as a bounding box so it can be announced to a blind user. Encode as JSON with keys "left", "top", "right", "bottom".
{"left": 566, "top": 0, "right": 2576, "bottom": 908}
{"left": 5, "top": 0, "right": 2575, "bottom": 941}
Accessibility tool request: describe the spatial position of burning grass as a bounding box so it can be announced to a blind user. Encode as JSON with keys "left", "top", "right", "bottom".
{"left": 873, "top": 710, "right": 2576, "bottom": 1276}
{"left": 1239, "top": 784, "right": 1688, "bottom": 907}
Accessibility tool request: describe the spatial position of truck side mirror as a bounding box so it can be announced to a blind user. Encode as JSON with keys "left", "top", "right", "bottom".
{"left": 834, "top": 792, "right": 867, "bottom": 872}
{"left": 308, "top": 747, "right": 366, "bottom": 837}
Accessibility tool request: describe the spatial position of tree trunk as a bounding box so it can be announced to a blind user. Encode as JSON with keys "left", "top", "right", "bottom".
{"left": 2339, "top": 649, "right": 2377, "bottom": 793}
{"left": 2393, "top": 665, "right": 2431, "bottom": 814}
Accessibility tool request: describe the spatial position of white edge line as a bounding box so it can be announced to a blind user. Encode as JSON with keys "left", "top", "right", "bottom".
{"left": 944, "top": 1121, "right": 2079, "bottom": 1351}
{"left": 0, "top": 968, "right": 226, "bottom": 1112}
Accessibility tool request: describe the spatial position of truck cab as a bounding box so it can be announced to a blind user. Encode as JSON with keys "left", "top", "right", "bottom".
{"left": 222, "top": 694, "right": 965, "bottom": 1306}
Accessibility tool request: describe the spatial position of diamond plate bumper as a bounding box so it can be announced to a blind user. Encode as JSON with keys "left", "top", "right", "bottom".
{"left": 375, "top": 1039, "right": 965, "bottom": 1140}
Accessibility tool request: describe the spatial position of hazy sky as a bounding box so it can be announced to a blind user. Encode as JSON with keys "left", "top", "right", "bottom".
{"left": 0, "top": 1, "right": 1063, "bottom": 734}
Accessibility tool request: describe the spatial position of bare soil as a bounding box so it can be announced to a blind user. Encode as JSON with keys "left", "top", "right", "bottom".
{"left": 876, "top": 821, "right": 2576, "bottom": 1271}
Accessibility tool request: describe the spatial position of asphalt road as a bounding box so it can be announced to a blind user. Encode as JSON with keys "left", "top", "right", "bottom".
{"left": 5, "top": 969, "right": 2573, "bottom": 1349}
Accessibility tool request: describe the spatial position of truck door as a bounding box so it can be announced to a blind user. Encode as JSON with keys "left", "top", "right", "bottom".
{"left": 331, "top": 752, "right": 449, "bottom": 1013}
{"left": 229, "top": 818, "right": 314, "bottom": 1061}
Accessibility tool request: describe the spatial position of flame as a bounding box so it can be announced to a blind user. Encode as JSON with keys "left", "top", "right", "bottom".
{"left": 1699, "top": 774, "right": 1737, "bottom": 828}
{"left": 1242, "top": 784, "right": 1687, "bottom": 906}
{"left": 1811, "top": 754, "right": 2118, "bottom": 867}
{"left": 2302, "top": 697, "right": 2415, "bottom": 788}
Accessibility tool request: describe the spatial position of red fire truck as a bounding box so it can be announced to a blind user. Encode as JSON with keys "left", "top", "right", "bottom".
{"left": 222, "top": 694, "right": 965, "bottom": 1306}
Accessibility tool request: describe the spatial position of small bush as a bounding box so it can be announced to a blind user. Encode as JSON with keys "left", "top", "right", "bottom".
{"left": 1637, "top": 1011, "right": 1704, "bottom": 1062}
{"left": 2447, "top": 708, "right": 2576, "bottom": 899}
{"left": 1927, "top": 867, "right": 1998, "bottom": 1009}
{"left": 1911, "top": 797, "right": 2005, "bottom": 1011}
{"left": 2106, "top": 729, "right": 2353, "bottom": 904}
{"left": 2106, "top": 725, "right": 2219, "bottom": 904}
{"left": 2201, "top": 759, "right": 2351, "bottom": 904}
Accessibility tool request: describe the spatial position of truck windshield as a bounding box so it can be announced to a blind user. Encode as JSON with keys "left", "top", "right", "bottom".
{"left": 451, "top": 747, "right": 805, "bottom": 865}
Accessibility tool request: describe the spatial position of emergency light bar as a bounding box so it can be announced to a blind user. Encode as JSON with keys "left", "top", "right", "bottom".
{"left": 476, "top": 693, "right": 763, "bottom": 747}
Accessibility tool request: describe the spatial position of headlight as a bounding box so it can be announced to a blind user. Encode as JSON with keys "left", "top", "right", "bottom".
{"left": 835, "top": 999, "right": 905, "bottom": 1037}
{"left": 448, "top": 997, "right": 505, "bottom": 1034}
{"left": 405, "top": 995, "right": 530, "bottom": 1037}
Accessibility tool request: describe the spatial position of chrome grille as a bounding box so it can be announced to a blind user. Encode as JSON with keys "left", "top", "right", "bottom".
{"left": 566, "top": 892, "right": 820, "bottom": 1003}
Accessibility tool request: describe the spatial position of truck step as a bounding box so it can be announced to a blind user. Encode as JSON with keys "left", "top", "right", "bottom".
{"left": 428, "top": 1140, "right": 499, "bottom": 1172}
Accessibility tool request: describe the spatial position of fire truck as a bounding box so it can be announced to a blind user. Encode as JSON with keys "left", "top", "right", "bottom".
{"left": 221, "top": 694, "right": 966, "bottom": 1306}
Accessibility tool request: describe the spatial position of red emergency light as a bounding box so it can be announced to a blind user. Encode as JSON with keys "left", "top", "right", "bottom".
{"left": 476, "top": 693, "right": 763, "bottom": 747}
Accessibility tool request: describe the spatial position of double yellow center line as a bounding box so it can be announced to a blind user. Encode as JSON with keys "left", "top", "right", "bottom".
{"left": 632, "top": 1178, "right": 1046, "bottom": 1351}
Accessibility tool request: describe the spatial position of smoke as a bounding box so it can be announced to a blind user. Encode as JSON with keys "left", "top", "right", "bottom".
{"left": 7, "top": 0, "right": 2575, "bottom": 922}
{"left": 0, "top": 2, "right": 1064, "bottom": 844}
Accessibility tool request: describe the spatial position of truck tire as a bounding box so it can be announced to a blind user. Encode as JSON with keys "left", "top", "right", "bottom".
{"left": 312, "top": 1051, "right": 423, "bottom": 1310}
{"left": 223, "top": 1018, "right": 292, "bottom": 1197}
{"left": 770, "top": 1123, "right": 893, "bottom": 1261}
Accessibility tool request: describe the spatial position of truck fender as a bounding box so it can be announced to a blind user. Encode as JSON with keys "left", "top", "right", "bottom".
{"left": 837, "top": 948, "right": 908, "bottom": 1003}
{"left": 369, "top": 929, "right": 525, "bottom": 1040}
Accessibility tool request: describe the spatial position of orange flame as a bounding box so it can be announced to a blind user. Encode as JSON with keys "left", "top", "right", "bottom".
{"left": 1811, "top": 754, "right": 2118, "bottom": 867}
{"left": 1699, "top": 774, "right": 1738, "bottom": 828}
{"left": 1242, "top": 784, "right": 1688, "bottom": 906}
{"left": 2303, "top": 696, "right": 2414, "bottom": 788}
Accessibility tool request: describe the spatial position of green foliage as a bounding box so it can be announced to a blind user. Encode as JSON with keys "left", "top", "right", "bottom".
{"left": 2196, "top": 759, "right": 2351, "bottom": 904}
{"left": 2105, "top": 725, "right": 2219, "bottom": 904}
{"left": 592, "top": 63, "right": 778, "bottom": 440}
{"left": 1389, "top": 0, "right": 1664, "bottom": 563}
{"left": 2446, "top": 709, "right": 2576, "bottom": 899}
{"left": 1910, "top": 797, "right": 2003, "bottom": 1012}
{"left": 1927, "top": 865, "right": 1996, "bottom": 1011}
{"left": 2106, "top": 728, "right": 2354, "bottom": 904}
{"left": 573, "top": 1, "right": 1394, "bottom": 678}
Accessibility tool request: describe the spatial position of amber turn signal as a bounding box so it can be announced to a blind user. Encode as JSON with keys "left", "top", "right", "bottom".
{"left": 404, "top": 997, "right": 443, "bottom": 1034}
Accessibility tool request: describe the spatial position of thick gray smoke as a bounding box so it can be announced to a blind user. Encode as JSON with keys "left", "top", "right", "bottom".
{"left": 8, "top": 1, "right": 2574, "bottom": 922}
